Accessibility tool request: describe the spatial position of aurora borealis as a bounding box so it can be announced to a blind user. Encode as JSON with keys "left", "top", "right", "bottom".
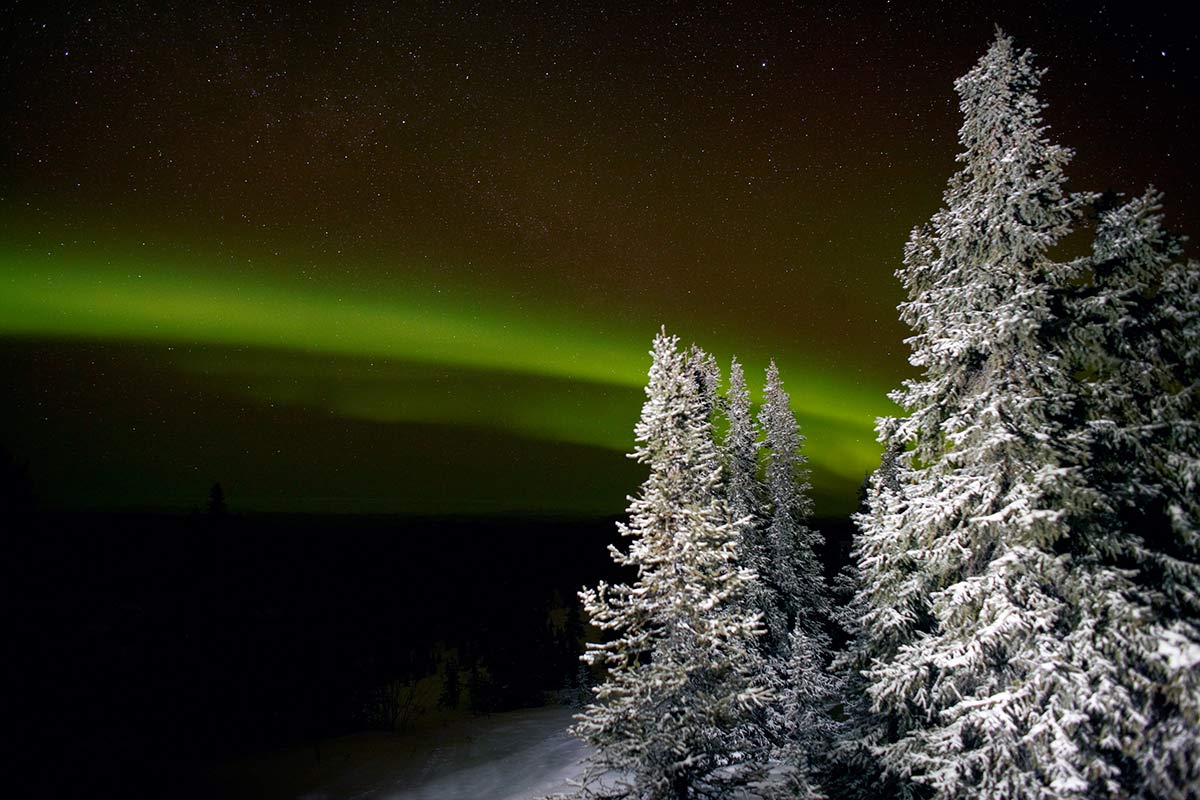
{"left": 0, "top": 246, "right": 888, "bottom": 511}
{"left": 2, "top": 2, "right": 1196, "bottom": 515}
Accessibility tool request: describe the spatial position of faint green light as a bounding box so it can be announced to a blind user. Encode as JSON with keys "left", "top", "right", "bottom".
{"left": 0, "top": 248, "right": 894, "bottom": 509}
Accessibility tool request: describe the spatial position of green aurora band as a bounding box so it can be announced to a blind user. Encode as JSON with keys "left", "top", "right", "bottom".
{"left": 0, "top": 248, "right": 895, "bottom": 508}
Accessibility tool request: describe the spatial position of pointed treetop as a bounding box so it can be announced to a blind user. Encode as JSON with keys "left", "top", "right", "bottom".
{"left": 688, "top": 345, "right": 722, "bottom": 418}
{"left": 727, "top": 357, "right": 751, "bottom": 419}
{"left": 724, "top": 355, "right": 761, "bottom": 524}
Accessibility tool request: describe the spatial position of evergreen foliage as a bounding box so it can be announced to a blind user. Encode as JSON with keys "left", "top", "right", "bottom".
{"left": 759, "top": 361, "right": 827, "bottom": 645}
{"left": 1070, "top": 189, "right": 1200, "bottom": 797}
{"left": 848, "top": 30, "right": 1200, "bottom": 800}
{"left": 571, "top": 330, "right": 771, "bottom": 799}
{"left": 724, "top": 358, "right": 780, "bottom": 652}
{"left": 568, "top": 31, "right": 1200, "bottom": 800}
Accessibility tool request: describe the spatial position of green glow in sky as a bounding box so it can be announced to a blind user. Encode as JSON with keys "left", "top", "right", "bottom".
{"left": 0, "top": 248, "right": 893, "bottom": 510}
{"left": 0, "top": 251, "right": 649, "bottom": 387}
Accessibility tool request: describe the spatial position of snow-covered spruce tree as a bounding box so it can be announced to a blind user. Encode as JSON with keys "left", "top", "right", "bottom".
{"left": 1144, "top": 212, "right": 1200, "bottom": 799}
{"left": 828, "top": 445, "right": 906, "bottom": 800}
{"left": 765, "top": 622, "right": 842, "bottom": 800}
{"left": 571, "top": 330, "right": 771, "bottom": 800}
{"left": 758, "top": 361, "right": 828, "bottom": 644}
{"left": 688, "top": 345, "right": 723, "bottom": 423}
{"left": 1075, "top": 189, "right": 1200, "bottom": 612}
{"left": 753, "top": 361, "right": 838, "bottom": 798}
{"left": 723, "top": 357, "right": 784, "bottom": 654}
{"left": 1069, "top": 189, "right": 1200, "bottom": 796}
{"left": 724, "top": 358, "right": 761, "bottom": 529}
{"left": 852, "top": 31, "right": 1158, "bottom": 799}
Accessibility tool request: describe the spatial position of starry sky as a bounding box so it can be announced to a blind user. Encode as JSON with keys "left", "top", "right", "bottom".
{"left": 1, "top": 1, "right": 1196, "bottom": 515}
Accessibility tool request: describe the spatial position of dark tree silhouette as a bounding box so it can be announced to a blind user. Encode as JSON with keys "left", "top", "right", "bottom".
{"left": 0, "top": 444, "right": 35, "bottom": 513}
{"left": 206, "top": 482, "right": 228, "bottom": 517}
{"left": 439, "top": 658, "right": 461, "bottom": 709}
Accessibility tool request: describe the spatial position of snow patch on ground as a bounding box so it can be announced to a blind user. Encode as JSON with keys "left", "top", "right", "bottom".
{"left": 205, "top": 706, "right": 588, "bottom": 800}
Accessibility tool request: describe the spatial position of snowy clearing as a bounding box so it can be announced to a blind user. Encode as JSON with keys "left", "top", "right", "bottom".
{"left": 203, "top": 706, "right": 588, "bottom": 800}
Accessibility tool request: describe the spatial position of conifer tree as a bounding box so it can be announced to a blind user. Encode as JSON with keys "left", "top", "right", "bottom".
{"left": 1076, "top": 189, "right": 1200, "bottom": 612}
{"left": 688, "top": 345, "right": 722, "bottom": 422}
{"left": 724, "top": 358, "right": 782, "bottom": 653}
{"left": 851, "top": 31, "right": 1156, "bottom": 799}
{"left": 753, "top": 361, "right": 839, "bottom": 798}
{"left": 768, "top": 623, "right": 841, "bottom": 800}
{"left": 758, "top": 361, "right": 827, "bottom": 643}
{"left": 724, "top": 358, "right": 761, "bottom": 527}
{"left": 829, "top": 446, "right": 904, "bottom": 800}
{"left": 1070, "top": 189, "right": 1200, "bottom": 796}
{"left": 571, "top": 330, "right": 770, "bottom": 800}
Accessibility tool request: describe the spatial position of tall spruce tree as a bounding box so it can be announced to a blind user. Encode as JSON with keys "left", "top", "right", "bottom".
{"left": 724, "top": 358, "right": 782, "bottom": 653}
{"left": 1076, "top": 189, "right": 1200, "bottom": 612}
{"left": 830, "top": 445, "right": 905, "bottom": 800}
{"left": 759, "top": 361, "right": 827, "bottom": 643}
{"left": 768, "top": 622, "right": 841, "bottom": 800}
{"left": 851, "top": 31, "right": 1157, "bottom": 799}
{"left": 689, "top": 345, "right": 723, "bottom": 422}
{"left": 724, "top": 358, "right": 761, "bottom": 527}
{"left": 756, "top": 361, "right": 837, "bottom": 798}
{"left": 572, "top": 330, "right": 770, "bottom": 800}
{"left": 1071, "top": 189, "right": 1200, "bottom": 796}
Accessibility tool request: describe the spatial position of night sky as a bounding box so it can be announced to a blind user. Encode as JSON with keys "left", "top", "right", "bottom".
{"left": 1, "top": 1, "right": 1195, "bottom": 515}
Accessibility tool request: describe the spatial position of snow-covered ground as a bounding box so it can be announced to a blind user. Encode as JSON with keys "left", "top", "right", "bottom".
{"left": 203, "top": 706, "right": 588, "bottom": 800}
